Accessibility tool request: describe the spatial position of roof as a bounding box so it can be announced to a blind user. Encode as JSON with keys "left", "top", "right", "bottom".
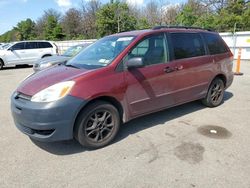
{"left": 111, "top": 29, "right": 151, "bottom": 37}
{"left": 111, "top": 26, "right": 217, "bottom": 37}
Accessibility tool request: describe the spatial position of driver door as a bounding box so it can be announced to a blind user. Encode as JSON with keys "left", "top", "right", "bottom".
{"left": 124, "top": 33, "right": 179, "bottom": 116}
{"left": 5, "top": 42, "right": 27, "bottom": 65}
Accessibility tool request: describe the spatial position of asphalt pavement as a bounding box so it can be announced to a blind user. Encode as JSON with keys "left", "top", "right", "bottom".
{"left": 0, "top": 62, "right": 250, "bottom": 188}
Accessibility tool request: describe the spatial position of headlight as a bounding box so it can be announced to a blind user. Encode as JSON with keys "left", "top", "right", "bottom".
{"left": 31, "top": 81, "right": 75, "bottom": 102}
{"left": 39, "top": 62, "right": 52, "bottom": 69}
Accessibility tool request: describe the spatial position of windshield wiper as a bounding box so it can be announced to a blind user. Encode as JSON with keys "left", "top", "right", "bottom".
{"left": 65, "top": 64, "right": 79, "bottom": 69}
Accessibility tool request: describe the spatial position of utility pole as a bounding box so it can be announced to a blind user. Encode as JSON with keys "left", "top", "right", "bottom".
{"left": 116, "top": 3, "right": 121, "bottom": 33}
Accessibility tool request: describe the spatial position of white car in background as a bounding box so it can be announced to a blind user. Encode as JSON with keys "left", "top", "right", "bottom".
{"left": 0, "top": 41, "right": 58, "bottom": 70}
{"left": 0, "top": 43, "right": 5, "bottom": 48}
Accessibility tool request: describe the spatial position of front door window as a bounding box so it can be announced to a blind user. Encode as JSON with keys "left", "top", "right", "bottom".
{"left": 127, "top": 34, "right": 168, "bottom": 66}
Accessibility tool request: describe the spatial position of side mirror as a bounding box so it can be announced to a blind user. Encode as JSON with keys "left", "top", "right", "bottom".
{"left": 8, "top": 47, "right": 13, "bottom": 51}
{"left": 126, "top": 57, "right": 144, "bottom": 69}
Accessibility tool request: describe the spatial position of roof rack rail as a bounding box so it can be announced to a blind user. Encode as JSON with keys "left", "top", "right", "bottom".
{"left": 152, "top": 25, "right": 214, "bottom": 32}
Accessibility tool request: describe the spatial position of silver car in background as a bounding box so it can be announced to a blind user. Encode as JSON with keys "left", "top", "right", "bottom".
{"left": 33, "top": 43, "right": 92, "bottom": 72}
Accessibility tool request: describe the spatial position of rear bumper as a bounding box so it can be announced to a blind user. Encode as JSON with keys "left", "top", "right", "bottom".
{"left": 226, "top": 72, "right": 234, "bottom": 89}
{"left": 11, "top": 93, "right": 87, "bottom": 142}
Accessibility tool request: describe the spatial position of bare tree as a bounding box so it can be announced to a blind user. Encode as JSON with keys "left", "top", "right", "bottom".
{"left": 145, "top": 0, "right": 161, "bottom": 26}
{"left": 163, "top": 4, "right": 181, "bottom": 25}
{"left": 200, "top": 0, "right": 229, "bottom": 12}
{"left": 61, "top": 8, "right": 82, "bottom": 39}
{"left": 184, "top": 0, "right": 210, "bottom": 15}
{"left": 80, "top": 0, "right": 101, "bottom": 39}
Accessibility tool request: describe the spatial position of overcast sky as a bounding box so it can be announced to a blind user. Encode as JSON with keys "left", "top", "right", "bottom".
{"left": 0, "top": 0, "right": 186, "bottom": 35}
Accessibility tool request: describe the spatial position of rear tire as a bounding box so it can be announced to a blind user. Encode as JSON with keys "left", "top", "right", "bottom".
{"left": 74, "top": 101, "right": 120, "bottom": 149}
{"left": 202, "top": 78, "right": 225, "bottom": 107}
{"left": 0, "top": 60, "right": 4, "bottom": 70}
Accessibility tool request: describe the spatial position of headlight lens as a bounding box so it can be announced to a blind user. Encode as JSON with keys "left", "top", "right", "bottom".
{"left": 39, "top": 62, "right": 52, "bottom": 69}
{"left": 31, "top": 81, "right": 75, "bottom": 102}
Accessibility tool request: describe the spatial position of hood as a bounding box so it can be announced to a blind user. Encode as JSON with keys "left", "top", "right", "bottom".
{"left": 0, "top": 49, "right": 6, "bottom": 55}
{"left": 17, "top": 65, "right": 92, "bottom": 96}
{"left": 36, "top": 55, "right": 70, "bottom": 65}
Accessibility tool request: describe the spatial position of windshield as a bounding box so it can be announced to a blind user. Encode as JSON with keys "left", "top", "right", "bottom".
{"left": 66, "top": 36, "right": 135, "bottom": 69}
{"left": 63, "top": 45, "right": 85, "bottom": 57}
{"left": 1, "top": 43, "right": 11, "bottom": 49}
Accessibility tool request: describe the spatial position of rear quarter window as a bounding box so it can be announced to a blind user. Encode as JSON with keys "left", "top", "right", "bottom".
{"left": 38, "top": 42, "right": 53, "bottom": 48}
{"left": 203, "top": 33, "right": 228, "bottom": 55}
{"left": 170, "top": 33, "right": 205, "bottom": 60}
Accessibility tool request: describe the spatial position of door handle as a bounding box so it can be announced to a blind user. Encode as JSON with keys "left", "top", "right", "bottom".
{"left": 176, "top": 65, "right": 183, "bottom": 70}
{"left": 164, "top": 65, "right": 183, "bottom": 73}
{"left": 164, "top": 67, "right": 175, "bottom": 73}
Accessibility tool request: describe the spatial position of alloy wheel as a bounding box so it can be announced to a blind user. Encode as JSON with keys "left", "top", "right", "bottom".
{"left": 84, "top": 110, "right": 114, "bottom": 143}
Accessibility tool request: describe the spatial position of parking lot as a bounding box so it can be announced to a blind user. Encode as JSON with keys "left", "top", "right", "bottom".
{"left": 0, "top": 61, "right": 250, "bottom": 188}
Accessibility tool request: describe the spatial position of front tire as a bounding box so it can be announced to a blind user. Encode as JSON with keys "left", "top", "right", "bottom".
{"left": 202, "top": 78, "right": 225, "bottom": 107}
{"left": 74, "top": 101, "right": 120, "bottom": 149}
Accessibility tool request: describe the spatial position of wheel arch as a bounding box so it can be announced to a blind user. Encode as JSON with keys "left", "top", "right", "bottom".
{"left": 0, "top": 58, "right": 4, "bottom": 69}
{"left": 73, "top": 96, "right": 125, "bottom": 131}
{"left": 41, "top": 54, "right": 52, "bottom": 58}
{"left": 214, "top": 74, "right": 227, "bottom": 87}
{"left": 0, "top": 58, "right": 5, "bottom": 65}
{"left": 204, "top": 73, "right": 227, "bottom": 98}
{"left": 202, "top": 74, "right": 226, "bottom": 107}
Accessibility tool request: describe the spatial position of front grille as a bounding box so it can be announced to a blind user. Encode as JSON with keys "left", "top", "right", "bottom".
{"left": 15, "top": 92, "right": 31, "bottom": 101}
{"left": 35, "top": 129, "right": 55, "bottom": 136}
{"left": 21, "top": 124, "right": 54, "bottom": 136}
{"left": 21, "top": 125, "right": 35, "bottom": 134}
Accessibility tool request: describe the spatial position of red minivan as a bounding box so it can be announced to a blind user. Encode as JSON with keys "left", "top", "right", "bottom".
{"left": 11, "top": 26, "right": 234, "bottom": 149}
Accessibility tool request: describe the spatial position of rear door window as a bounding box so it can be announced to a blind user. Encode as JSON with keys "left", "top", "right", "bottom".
{"left": 25, "top": 42, "right": 38, "bottom": 49}
{"left": 203, "top": 33, "right": 228, "bottom": 55}
{"left": 170, "top": 33, "right": 205, "bottom": 60}
{"left": 38, "top": 42, "right": 53, "bottom": 48}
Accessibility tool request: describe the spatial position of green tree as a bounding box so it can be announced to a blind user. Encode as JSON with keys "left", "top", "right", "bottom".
{"left": 15, "top": 19, "right": 36, "bottom": 40}
{"left": 195, "top": 13, "right": 217, "bottom": 29}
{"left": 35, "top": 9, "right": 62, "bottom": 39}
{"left": 215, "top": 0, "right": 249, "bottom": 31}
{"left": 44, "top": 15, "right": 65, "bottom": 40}
{"left": 96, "top": 2, "right": 137, "bottom": 37}
{"left": 0, "top": 30, "right": 19, "bottom": 42}
{"left": 136, "top": 18, "right": 150, "bottom": 30}
{"left": 176, "top": 5, "right": 197, "bottom": 26}
{"left": 242, "top": 2, "right": 250, "bottom": 31}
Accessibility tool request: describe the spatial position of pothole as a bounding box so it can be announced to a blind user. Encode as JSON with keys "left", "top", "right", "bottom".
{"left": 197, "top": 125, "right": 232, "bottom": 139}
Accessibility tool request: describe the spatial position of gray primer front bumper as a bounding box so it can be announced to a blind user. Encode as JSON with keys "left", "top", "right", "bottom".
{"left": 11, "top": 93, "right": 87, "bottom": 142}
